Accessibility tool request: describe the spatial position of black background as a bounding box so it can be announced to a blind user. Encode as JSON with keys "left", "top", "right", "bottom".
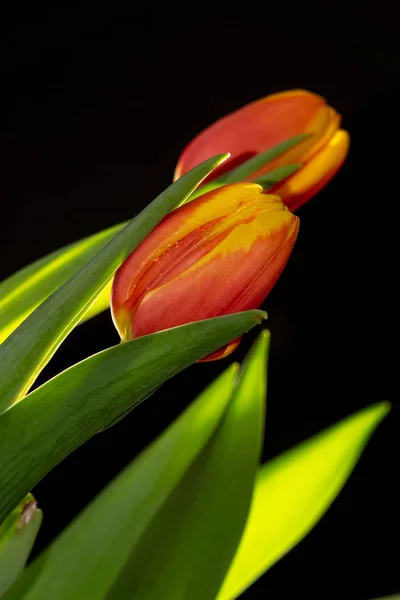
{"left": 1, "top": 2, "right": 399, "bottom": 598}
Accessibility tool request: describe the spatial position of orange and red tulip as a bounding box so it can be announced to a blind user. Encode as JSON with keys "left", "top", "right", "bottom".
{"left": 174, "top": 89, "right": 349, "bottom": 211}
{"left": 111, "top": 183, "right": 299, "bottom": 361}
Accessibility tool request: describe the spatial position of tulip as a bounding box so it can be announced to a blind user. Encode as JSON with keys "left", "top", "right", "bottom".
{"left": 174, "top": 89, "right": 349, "bottom": 211}
{"left": 111, "top": 183, "right": 299, "bottom": 361}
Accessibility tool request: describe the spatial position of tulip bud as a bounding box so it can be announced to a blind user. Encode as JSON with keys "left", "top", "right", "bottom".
{"left": 111, "top": 183, "right": 299, "bottom": 361}
{"left": 174, "top": 89, "right": 349, "bottom": 211}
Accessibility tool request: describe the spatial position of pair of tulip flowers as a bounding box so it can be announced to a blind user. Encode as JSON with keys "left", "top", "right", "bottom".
{"left": 112, "top": 89, "right": 349, "bottom": 360}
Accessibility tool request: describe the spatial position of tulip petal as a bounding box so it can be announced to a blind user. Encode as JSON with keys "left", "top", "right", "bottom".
{"left": 174, "top": 90, "right": 340, "bottom": 183}
{"left": 271, "top": 129, "right": 350, "bottom": 211}
{"left": 112, "top": 183, "right": 265, "bottom": 338}
{"left": 112, "top": 184, "right": 298, "bottom": 362}
{"left": 249, "top": 104, "right": 339, "bottom": 180}
{"left": 131, "top": 199, "right": 298, "bottom": 339}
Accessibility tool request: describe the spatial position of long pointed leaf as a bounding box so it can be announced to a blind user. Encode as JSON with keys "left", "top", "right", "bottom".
{"left": 252, "top": 163, "right": 302, "bottom": 189}
{"left": 0, "top": 141, "right": 304, "bottom": 346}
{"left": 369, "top": 596, "right": 400, "bottom": 600}
{"left": 184, "top": 159, "right": 304, "bottom": 205}
{"left": 0, "top": 310, "right": 266, "bottom": 524}
{"left": 4, "top": 366, "right": 239, "bottom": 600}
{"left": 0, "top": 224, "right": 126, "bottom": 345}
{"left": 0, "top": 495, "right": 42, "bottom": 596}
{"left": 104, "top": 331, "right": 269, "bottom": 600}
{"left": 179, "top": 180, "right": 223, "bottom": 204}
{"left": 220, "top": 133, "right": 310, "bottom": 184}
{"left": 0, "top": 154, "right": 228, "bottom": 412}
{"left": 218, "top": 402, "right": 390, "bottom": 600}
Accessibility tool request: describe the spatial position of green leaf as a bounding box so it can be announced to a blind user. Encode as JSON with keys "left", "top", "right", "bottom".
{"left": 0, "top": 310, "right": 266, "bottom": 525}
{"left": 185, "top": 164, "right": 301, "bottom": 204}
{"left": 105, "top": 331, "right": 269, "bottom": 600}
{"left": 0, "top": 223, "right": 126, "bottom": 346}
{"left": 219, "top": 133, "right": 310, "bottom": 184}
{"left": 252, "top": 163, "right": 302, "bottom": 189}
{"left": 4, "top": 332, "right": 269, "bottom": 600}
{"left": 183, "top": 136, "right": 308, "bottom": 205}
{"left": 0, "top": 156, "right": 301, "bottom": 347}
{"left": 0, "top": 495, "right": 42, "bottom": 596}
{"left": 4, "top": 366, "right": 238, "bottom": 600}
{"left": 181, "top": 180, "right": 224, "bottom": 204}
{"left": 0, "top": 154, "right": 228, "bottom": 412}
{"left": 218, "top": 401, "right": 390, "bottom": 600}
{"left": 369, "top": 596, "right": 400, "bottom": 600}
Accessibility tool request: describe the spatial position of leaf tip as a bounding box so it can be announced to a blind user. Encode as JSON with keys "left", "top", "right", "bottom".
{"left": 298, "top": 132, "right": 314, "bottom": 142}
{"left": 259, "top": 328, "right": 271, "bottom": 341}
{"left": 375, "top": 400, "right": 391, "bottom": 420}
{"left": 363, "top": 400, "right": 391, "bottom": 427}
{"left": 254, "top": 310, "right": 268, "bottom": 323}
{"left": 220, "top": 152, "right": 231, "bottom": 163}
{"left": 211, "top": 152, "right": 231, "bottom": 170}
{"left": 248, "top": 329, "right": 271, "bottom": 361}
{"left": 18, "top": 496, "right": 39, "bottom": 530}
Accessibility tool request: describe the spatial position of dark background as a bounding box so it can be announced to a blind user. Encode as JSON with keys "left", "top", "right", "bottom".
{"left": 1, "top": 2, "right": 399, "bottom": 598}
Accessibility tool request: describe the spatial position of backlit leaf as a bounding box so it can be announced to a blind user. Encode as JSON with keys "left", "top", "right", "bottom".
{"left": 0, "top": 495, "right": 42, "bottom": 596}
{"left": 0, "top": 224, "right": 125, "bottom": 345}
{"left": 220, "top": 134, "right": 310, "bottom": 184}
{"left": 218, "top": 402, "right": 390, "bottom": 599}
{"left": 0, "top": 154, "right": 228, "bottom": 412}
{"left": 0, "top": 310, "right": 266, "bottom": 524}
{"left": 104, "top": 331, "right": 269, "bottom": 600}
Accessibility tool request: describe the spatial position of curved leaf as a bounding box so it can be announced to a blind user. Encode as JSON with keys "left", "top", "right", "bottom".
{"left": 0, "top": 224, "right": 126, "bottom": 345}
{"left": 252, "top": 163, "right": 302, "bottom": 189}
{"left": 4, "top": 366, "right": 239, "bottom": 600}
{"left": 369, "top": 596, "right": 400, "bottom": 600}
{"left": 220, "top": 133, "right": 310, "bottom": 184}
{"left": 0, "top": 154, "right": 228, "bottom": 412}
{"left": 0, "top": 495, "right": 42, "bottom": 596}
{"left": 104, "top": 331, "right": 269, "bottom": 600}
{"left": 0, "top": 310, "right": 266, "bottom": 524}
{"left": 218, "top": 401, "right": 390, "bottom": 600}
